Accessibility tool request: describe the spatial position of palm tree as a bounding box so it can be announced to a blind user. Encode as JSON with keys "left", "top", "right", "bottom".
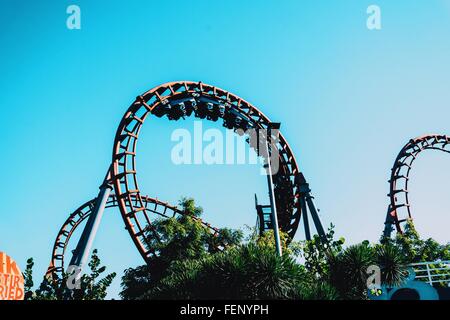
{"left": 375, "top": 243, "right": 408, "bottom": 287}
{"left": 328, "top": 242, "right": 374, "bottom": 300}
{"left": 144, "top": 242, "right": 309, "bottom": 300}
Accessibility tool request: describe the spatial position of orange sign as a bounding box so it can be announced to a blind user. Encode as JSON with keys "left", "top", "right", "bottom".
{"left": 0, "top": 252, "right": 24, "bottom": 300}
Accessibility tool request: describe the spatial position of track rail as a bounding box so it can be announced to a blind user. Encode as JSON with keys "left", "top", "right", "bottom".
{"left": 46, "top": 194, "right": 218, "bottom": 279}
{"left": 48, "top": 81, "right": 324, "bottom": 277}
{"left": 384, "top": 134, "right": 450, "bottom": 237}
{"left": 111, "top": 81, "right": 319, "bottom": 262}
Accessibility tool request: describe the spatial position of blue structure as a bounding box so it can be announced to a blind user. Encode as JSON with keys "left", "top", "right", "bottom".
{"left": 369, "top": 263, "right": 450, "bottom": 300}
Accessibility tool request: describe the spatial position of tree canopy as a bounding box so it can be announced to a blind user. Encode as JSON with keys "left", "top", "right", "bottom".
{"left": 24, "top": 249, "right": 116, "bottom": 300}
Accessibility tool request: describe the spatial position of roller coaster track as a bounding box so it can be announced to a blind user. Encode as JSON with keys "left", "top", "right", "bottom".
{"left": 112, "top": 81, "right": 325, "bottom": 262}
{"left": 384, "top": 134, "right": 450, "bottom": 237}
{"left": 47, "top": 194, "right": 218, "bottom": 278}
{"left": 48, "top": 81, "right": 325, "bottom": 278}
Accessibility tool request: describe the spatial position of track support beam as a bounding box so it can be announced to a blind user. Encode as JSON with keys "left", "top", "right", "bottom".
{"left": 264, "top": 123, "right": 282, "bottom": 256}
{"left": 69, "top": 177, "right": 113, "bottom": 270}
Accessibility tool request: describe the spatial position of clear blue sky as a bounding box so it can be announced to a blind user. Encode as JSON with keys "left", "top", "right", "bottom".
{"left": 1, "top": 0, "right": 449, "bottom": 298}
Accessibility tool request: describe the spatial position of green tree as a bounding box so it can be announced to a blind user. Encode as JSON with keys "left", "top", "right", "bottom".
{"left": 24, "top": 249, "right": 116, "bottom": 300}
{"left": 387, "top": 220, "right": 450, "bottom": 286}
{"left": 301, "top": 224, "right": 345, "bottom": 279}
{"left": 120, "top": 197, "right": 243, "bottom": 299}
{"left": 142, "top": 238, "right": 337, "bottom": 300}
{"left": 391, "top": 219, "right": 450, "bottom": 263}
{"left": 122, "top": 200, "right": 449, "bottom": 300}
{"left": 302, "top": 226, "right": 408, "bottom": 300}
{"left": 121, "top": 200, "right": 337, "bottom": 300}
{"left": 146, "top": 242, "right": 301, "bottom": 299}
{"left": 23, "top": 258, "right": 35, "bottom": 300}
{"left": 327, "top": 242, "right": 374, "bottom": 300}
{"left": 374, "top": 243, "right": 408, "bottom": 287}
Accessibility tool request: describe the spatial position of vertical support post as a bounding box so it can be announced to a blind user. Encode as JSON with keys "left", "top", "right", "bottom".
{"left": 298, "top": 172, "right": 326, "bottom": 241}
{"left": 264, "top": 124, "right": 282, "bottom": 257}
{"left": 254, "top": 194, "right": 263, "bottom": 235}
{"left": 305, "top": 196, "right": 326, "bottom": 239}
{"left": 426, "top": 263, "right": 433, "bottom": 285}
{"left": 300, "top": 197, "right": 311, "bottom": 241}
{"left": 383, "top": 207, "right": 394, "bottom": 239}
{"left": 69, "top": 179, "right": 113, "bottom": 269}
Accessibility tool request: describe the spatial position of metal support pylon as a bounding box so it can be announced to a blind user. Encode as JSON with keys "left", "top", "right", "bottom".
{"left": 69, "top": 169, "right": 113, "bottom": 270}
{"left": 383, "top": 207, "right": 395, "bottom": 239}
{"left": 256, "top": 123, "right": 283, "bottom": 256}
{"left": 297, "top": 173, "right": 326, "bottom": 241}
